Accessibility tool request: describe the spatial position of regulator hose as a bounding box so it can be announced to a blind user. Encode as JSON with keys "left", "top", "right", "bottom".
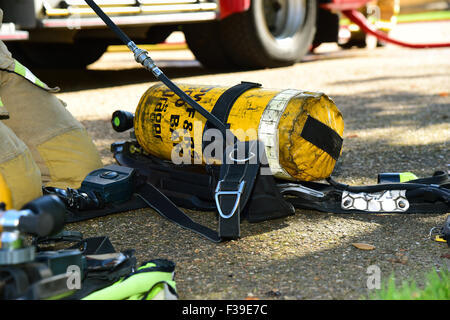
{"left": 84, "top": 0, "right": 228, "bottom": 134}
{"left": 342, "top": 9, "right": 450, "bottom": 49}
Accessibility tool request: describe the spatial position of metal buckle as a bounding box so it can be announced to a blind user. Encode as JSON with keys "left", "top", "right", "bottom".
{"left": 215, "top": 180, "right": 245, "bottom": 219}
{"left": 278, "top": 183, "right": 325, "bottom": 198}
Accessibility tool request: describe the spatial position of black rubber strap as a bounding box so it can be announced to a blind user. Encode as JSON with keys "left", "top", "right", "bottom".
{"left": 33, "top": 230, "right": 84, "bottom": 246}
{"left": 135, "top": 183, "right": 222, "bottom": 243}
{"left": 0, "top": 267, "right": 29, "bottom": 299}
{"left": 285, "top": 178, "right": 450, "bottom": 214}
{"left": 300, "top": 115, "right": 343, "bottom": 160}
{"left": 408, "top": 171, "right": 449, "bottom": 186}
{"left": 211, "top": 81, "right": 261, "bottom": 124}
{"left": 202, "top": 81, "right": 262, "bottom": 150}
{"left": 201, "top": 82, "right": 262, "bottom": 239}
{"left": 216, "top": 140, "right": 262, "bottom": 239}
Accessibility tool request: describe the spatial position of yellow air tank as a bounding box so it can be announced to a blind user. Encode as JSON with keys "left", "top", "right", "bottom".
{"left": 0, "top": 173, "right": 12, "bottom": 210}
{"left": 133, "top": 83, "right": 344, "bottom": 182}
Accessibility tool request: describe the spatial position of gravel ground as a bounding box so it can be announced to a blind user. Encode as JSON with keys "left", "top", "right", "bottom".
{"left": 34, "top": 21, "right": 450, "bottom": 300}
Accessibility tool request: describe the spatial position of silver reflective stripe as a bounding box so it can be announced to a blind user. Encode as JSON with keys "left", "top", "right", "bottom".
{"left": 341, "top": 190, "right": 409, "bottom": 212}
{"left": 258, "top": 89, "right": 301, "bottom": 180}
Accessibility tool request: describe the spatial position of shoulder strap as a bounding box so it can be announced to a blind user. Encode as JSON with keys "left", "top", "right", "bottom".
{"left": 201, "top": 81, "right": 262, "bottom": 239}
{"left": 216, "top": 139, "right": 262, "bottom": 239}
{"left": 134, "top": 182, "right": 222, "bottom": 242}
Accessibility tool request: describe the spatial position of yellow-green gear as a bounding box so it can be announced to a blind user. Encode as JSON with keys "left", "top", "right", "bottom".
{"left": 0, "top": 64, "right": 103, "bottom": 191}
{"left": 82, "top": 259, "right": 177, "bottom": 300}
{"left": 13, "top": 60, "right": 58, "bottom": 92}
{"left": 399, "top": 172, "right": 418, "bottom": 183}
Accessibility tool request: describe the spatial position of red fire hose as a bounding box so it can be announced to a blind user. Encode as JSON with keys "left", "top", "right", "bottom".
{"left": 342, "top": 9, "right": 450, "bottom": 48}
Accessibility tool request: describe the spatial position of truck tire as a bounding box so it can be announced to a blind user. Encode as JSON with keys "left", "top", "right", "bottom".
{"left": 8, "top": 41, "right": 108, "bottom": 69}
{"left": 183, "top": 21, "right": 235, "bottom": 69}
{"left": 185, "top": 0, "right": 317, "bottom": 69}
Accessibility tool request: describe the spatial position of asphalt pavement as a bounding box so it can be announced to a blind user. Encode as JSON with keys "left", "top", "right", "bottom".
{"left": 34, "top": 20, "right": 450, "bottom": 300}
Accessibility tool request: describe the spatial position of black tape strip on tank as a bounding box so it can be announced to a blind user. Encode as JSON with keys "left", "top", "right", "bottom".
{"left": 300, "top": 115, "right": 343, "bottom": 160}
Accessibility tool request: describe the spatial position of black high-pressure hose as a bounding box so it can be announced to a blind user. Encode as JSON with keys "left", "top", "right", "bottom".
{"left": 84, "top": 0, "right": 227, "bottom": 135}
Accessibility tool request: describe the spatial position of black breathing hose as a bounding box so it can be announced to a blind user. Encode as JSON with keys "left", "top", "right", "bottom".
{"left": 84, "top": 0, "right": 227, "bottom": 134}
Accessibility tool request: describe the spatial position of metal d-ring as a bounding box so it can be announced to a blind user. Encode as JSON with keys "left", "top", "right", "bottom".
{"left": 215, "top": 180, "right": 246, "bottom": 219}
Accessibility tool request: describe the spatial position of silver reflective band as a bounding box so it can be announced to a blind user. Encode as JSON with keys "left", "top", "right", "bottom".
{"left": 341, "top": 190, "right": 409, "bottom": 212}
{"left": 215, "top": 180, "right": 245, "bottom": 219}
{"left": 258, "top": 89, "right": 302, "bottom": 180}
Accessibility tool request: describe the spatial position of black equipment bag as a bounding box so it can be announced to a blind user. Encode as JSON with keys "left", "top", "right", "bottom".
{"left": 45, "top": 140, "right": 449, "bottom": 243}
{"left": 111, "top": 141, "right": 449, "bottom": 216}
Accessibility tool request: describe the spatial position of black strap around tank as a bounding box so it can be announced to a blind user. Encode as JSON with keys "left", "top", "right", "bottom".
{"left": 202, "top": 81, "right": 262, "bottom": 149}
{"left": 207, "top": 82, "right": 263, "bottom": 240}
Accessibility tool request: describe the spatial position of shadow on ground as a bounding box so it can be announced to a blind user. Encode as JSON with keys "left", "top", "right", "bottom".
{"left": 31, "top": 48, "right": 366, "bottom": 93}
{"left": 34, "top": 66, "right": 218, "bottom": 92}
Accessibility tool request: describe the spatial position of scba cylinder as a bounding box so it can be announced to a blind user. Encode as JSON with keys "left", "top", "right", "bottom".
{"left": 134, "top": 83, "right": 344, "bottom": 181}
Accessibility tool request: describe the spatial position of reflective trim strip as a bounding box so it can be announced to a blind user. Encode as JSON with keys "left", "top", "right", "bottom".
{"left": 25, "top": 68, "right": 37, "bottom": 84}
{"left": 13, "top": 60, "right": 52, "bottom": 91}
{"left": 341, "top": 190, "right": 409, "bottom": 212}
{"left": 35, "top": 78, "right": 47, "bottom": 89}
{"left": 258, "top": 89, "right": 301, "bottom": 180}
{"left": 0, "top": 97, "right": 7, "bottom": 119}
{"left": 14, "top": 60, "right": 26, "bottom": 77}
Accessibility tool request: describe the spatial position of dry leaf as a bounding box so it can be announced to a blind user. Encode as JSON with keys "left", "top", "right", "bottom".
{"left": 352, "top": 243, "right": 376, "bottom": 250}
{"left": 388, "top": 256, "right": 408, "bottom": 264}
{"left": 266, "top": 289, "right": 281, "bottom": 297}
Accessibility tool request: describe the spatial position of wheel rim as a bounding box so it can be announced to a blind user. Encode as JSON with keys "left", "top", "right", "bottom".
{"left": 262, "top": 0, "right": 307, "bottom": 45}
